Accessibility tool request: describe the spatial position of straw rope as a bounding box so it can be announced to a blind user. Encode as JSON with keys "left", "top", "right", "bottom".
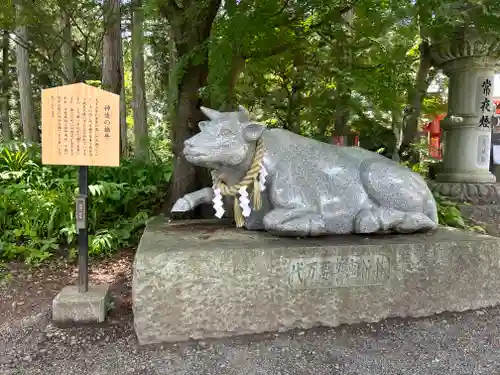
{"left": 212, "top": 139, "right": 265, "bottom": 227}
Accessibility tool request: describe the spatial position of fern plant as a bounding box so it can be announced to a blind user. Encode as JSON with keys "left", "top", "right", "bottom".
{"left": 0, "top": 141, "right": 172, "bottom": 264}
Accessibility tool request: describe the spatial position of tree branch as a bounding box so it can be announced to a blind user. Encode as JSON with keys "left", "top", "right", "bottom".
{"left": 308, "top": 0, "right": 359, "bottom": 30}
{"left": 339, "top": 0, "right": 358, "bottom": 15}
{"left": 269, "top": 0, "right": 291, "bottom": 18}
{"left": 242, "top": 43, "right": 291, "bottom": 60}
{"left": 159, "top": 0, "right": 181, "bottom": 20}
{"left": 352, "top": 63, "right": 385, "bottom": 70}
{"left": 9, "top": 32, "right": 70, "bottom": 83}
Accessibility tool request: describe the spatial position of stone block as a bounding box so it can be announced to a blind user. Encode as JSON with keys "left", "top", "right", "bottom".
{"left": 132, "top": 217, "right": 500, "bottom": 345}
{"left": 52, "top": 284, "right": 110, "bottom": 324}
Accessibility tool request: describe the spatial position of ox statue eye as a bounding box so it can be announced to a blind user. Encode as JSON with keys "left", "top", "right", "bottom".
{"left": 220, "top": 129, "right": 234, "bottom": 137}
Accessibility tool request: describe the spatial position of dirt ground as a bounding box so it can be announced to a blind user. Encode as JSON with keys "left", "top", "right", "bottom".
{"left": 0, "top": 249, "right": 134, "bottom": 329}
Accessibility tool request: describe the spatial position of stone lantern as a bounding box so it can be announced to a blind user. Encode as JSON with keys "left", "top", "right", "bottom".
{"left": 429, "top": 25, "right": 500, "bottom": 204}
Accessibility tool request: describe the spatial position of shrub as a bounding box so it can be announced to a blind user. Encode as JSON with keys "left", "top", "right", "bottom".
{"left": 0, "top": 142, "right": 172, "bottom": 264}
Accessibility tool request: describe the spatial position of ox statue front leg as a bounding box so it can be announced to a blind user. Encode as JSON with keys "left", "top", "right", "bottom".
{"left": 171, "top": 187, "right": 214, "bottom": 213}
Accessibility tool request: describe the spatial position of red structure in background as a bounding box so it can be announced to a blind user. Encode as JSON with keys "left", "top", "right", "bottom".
{"left": 331, "top": 100, "right": 500, "bottom": 156}
{"left": 423, "top": 113, "right": 445, "bottom": 159}
{"left": 332, "top": 134, "right": 359, "bottom": 146}
{"left": 423, "top": 99, "right": 500, "bottom": 160}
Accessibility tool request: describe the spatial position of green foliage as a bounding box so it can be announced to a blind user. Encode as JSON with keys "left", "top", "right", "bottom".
{"left": 433, "top": 193, "right": 486, "bottom": 233}
{"left": 0, "top": 142, "right": 172, "bottom": 264}
{"left": 4, "top": 0, "right": 499, "bottom": 262}
{"left": 433, "top": 193, "right": 466, "bottom": 229}
{"left": 421, "top": 95, "right": 447, "bottom": 118}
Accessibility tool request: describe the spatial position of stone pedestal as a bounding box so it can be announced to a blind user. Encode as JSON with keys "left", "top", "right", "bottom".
{"left": 52, "top": 284, "right": 110, "bottom": 324}
{"left": 430, "top": 30, "right": 499, "bottom": 184}
{"left": 428, "top": 182, "right": 500, "bottom": 205}
{"left": 132, "top": 218, "right": 500, "bottom": 345}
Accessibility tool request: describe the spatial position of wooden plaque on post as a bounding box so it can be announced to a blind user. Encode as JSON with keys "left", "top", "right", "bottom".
{"left": 41, "top": 83, "right": 120, "bottom": 167}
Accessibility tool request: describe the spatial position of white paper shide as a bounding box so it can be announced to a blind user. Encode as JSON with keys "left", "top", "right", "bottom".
{"left": 259, "top": 163, "right": 268, "bottom": 191}
{"left": 238, "top": 186, "right": 252, "bottom": 217}
{"left": 211, "top": 165, "right": 268, "bottom": 219}
{"left": 212, "top": 187, "right": 225, "bottom": 218}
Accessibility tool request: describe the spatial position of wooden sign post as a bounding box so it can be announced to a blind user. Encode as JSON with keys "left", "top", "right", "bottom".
{"left": 41, "top": 83, "right": 120, "bottom": 293}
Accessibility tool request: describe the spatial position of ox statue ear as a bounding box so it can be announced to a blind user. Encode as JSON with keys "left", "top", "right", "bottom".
{"left": 237, "top": 105, "right": 250, "bottom": 123}
{"left": 198, "top": 120, "right": 210, "bottom": 132}
{"left": 200, "top": 106, "right": 221, "bottom": 120}
{"left": 242, "top": 122, "right": 265, "bottom": 142}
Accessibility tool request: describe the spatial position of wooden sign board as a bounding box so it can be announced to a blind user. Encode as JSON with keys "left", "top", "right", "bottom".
{"left": 41, "top": 83, "right": 120, "bottom": 167}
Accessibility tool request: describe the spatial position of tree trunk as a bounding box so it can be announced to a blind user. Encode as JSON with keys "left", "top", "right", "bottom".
{"left": 284, "top": 84, "right": 302, "bottom": 134}
{"left": 131, "top": 0, "right": 148, "bottom": 160}
{"left": 398, "top": 40, "right": 433, "bottom": 161}
{"left": 333, "top": 9, "right": 354, "bottom": 143}
{"left": 102, "top": 0, "right": 121, "bottom": 94}
{"left": 332, "top": 69, "right": 351, "bottom": 140}
{"left": 1, "top": 30, "right": 12, "bottom": 141}
{"left": 282, "top": 51, "right": 304, "bottom": 134}
{"left": 119, "top": 35, "right": 127, "bottom": 156}
{"left": 226, "top": 56, "right": 244, "bottom": 110}
{"left": 215, "top": 54, "right": 244, "bottom": 111}
{"left": 102, "top": 0, "right": 125, "bottom": 153}
{"left": 210, "top": 0, "right": 242, "bottom": 111}
{"left": 333, "top": 86, "right": 350, "bottom": 138}
{"left": 14, "top": 4, "right": 39, "bottom": 143}
{"left": 168, "top": 65, "right": 211, "bottom": 216}
{"left": 391, "top": 110, "right": 403, "bottom": 161}
{"left": 166, "top": 27, "right": 176, "bottom": 128}
{"left": 60, "top": 8, "right": 74, "bottom": 84}
{"left": 317, "top": 119, "right": 330, "bottom": 142}
{"left": 160, "top": 0, "right": 221, "bottom": 216}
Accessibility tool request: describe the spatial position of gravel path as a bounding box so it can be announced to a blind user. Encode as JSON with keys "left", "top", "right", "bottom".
{"left": 2, "top": 252, "right": 500, "bottom": 374}
{"left": 2, "top": 305, "right": 500, "bottom": 375}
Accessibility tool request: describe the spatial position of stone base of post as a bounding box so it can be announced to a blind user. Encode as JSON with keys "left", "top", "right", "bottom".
{"left": 428, "top": 181, "right": 500, "bottom": 205}
{"left": 435, "top": 171, "right": 496, "bottom": 184}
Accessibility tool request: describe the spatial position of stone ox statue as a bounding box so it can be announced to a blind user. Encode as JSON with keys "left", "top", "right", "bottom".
{"left": 172, "top": 106, "right": 438, "bottom": 236}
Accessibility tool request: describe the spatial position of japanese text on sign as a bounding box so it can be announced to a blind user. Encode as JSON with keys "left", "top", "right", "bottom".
{"left": 478, "top": 78, "right": 492, "bottom": 129}
{"left": 41, "top": 83, "right": 120, "bottom": 167}
{"left": 477, "top": 134, "right": 489, "bottom": 166}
